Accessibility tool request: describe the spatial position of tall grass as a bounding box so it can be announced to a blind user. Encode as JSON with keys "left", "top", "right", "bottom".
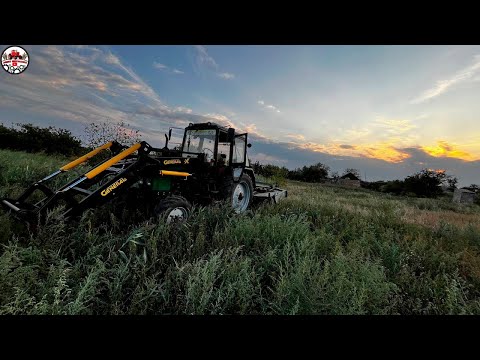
{"left": 1, "top": 150, "right": 480, "bottom": 314}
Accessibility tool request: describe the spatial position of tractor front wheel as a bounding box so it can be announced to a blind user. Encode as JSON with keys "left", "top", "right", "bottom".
{"left": 155, "top": 195, "right": 192, "bottom": 224}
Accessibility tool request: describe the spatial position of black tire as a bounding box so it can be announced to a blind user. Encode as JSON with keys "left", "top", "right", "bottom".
{"left": 154, "top": 195, "right": 192, "bottom": 223}
{"left": 221, "top": 173, "right": 253, "bottom": 213}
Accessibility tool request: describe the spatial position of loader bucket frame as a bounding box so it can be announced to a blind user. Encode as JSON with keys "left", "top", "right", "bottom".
{"left": 1, "top": 141, "right": 147, "bottom": 222}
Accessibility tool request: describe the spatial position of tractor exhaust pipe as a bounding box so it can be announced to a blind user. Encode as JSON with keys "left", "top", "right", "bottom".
{"left": 164, "top": 134, "right": 169, "bottom": 149}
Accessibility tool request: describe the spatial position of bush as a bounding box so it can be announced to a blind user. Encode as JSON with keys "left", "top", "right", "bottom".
{"left": 0, "top": 123, "right": 83, "bottom": 157}
{"left": 288, "top": 163, "right": 330, "bottom": 183}
{"left": 403, "top": 169, "right": 448, "bottom": 198}
{"left": 380, "top": 180, "right": 405, "bottom": 195}
{"left": 252, "top": 162, "right": 289, "bottom": 186}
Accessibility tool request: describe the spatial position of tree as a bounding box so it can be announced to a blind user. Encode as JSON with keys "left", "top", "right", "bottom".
{"left": 468, "top": 184, "right": 479, "bottom": 192}
{"left": 403, "top": 169, "right": 449, "bottom": 198}
{"left": 301, "top": 162, "right": 330, "bottom": 182}
{"left": 446, "top": 176, "right": 458, "bottom": 191}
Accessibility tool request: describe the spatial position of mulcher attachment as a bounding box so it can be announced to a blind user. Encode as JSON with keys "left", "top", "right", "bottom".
{"left": 253, "top": 181, "right": 288, "bottom": 204}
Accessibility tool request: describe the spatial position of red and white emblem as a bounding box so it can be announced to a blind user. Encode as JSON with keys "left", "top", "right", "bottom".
{"left": 2, "top": 46, "right": 29, "bottom": 75}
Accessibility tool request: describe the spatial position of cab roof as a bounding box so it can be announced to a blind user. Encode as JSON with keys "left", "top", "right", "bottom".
{"left": 186, "top": 122, "right": 231, "bottom": 131}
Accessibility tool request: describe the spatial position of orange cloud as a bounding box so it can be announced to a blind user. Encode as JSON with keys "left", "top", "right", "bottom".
{"left": 421, "top": 141, "right": 476, "bottom": 161}
{"left": 427, "top": 169, "right": 446, "bottom": 173}
{"left": 363, "top": 145, "right": 411, "bottom": 163}
{"left": 298, "top": 142, "right": 410, "bottom": 163}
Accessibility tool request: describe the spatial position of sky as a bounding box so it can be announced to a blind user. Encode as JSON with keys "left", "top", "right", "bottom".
{"left": 1, "top": 45, "right": 479, "bottom": 186}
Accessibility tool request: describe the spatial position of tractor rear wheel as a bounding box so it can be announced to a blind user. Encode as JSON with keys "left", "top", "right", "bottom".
{"left": 222, "top": 173, "right": 253, "bottom": 213}
{"left": 154, "top": 195, "right": 192, "bottom": 224}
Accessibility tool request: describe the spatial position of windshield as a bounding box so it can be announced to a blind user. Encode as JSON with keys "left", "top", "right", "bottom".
{"left": 183, "top": 129, "right": 216, "bottom": 161}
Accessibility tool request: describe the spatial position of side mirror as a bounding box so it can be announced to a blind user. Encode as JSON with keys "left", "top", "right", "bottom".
{"left": 247, "top": 143, "right": 252, "bottom": 148}
{"left": 168, "top": 128, "right": 172, "bottom": 140}
{"left": 227, "top": 128, "right": 235, "bottom": 143}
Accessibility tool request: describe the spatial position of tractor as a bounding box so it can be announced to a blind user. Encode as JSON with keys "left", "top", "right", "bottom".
{"left": 1, "top": 122, "right": 287, "bottom": 224}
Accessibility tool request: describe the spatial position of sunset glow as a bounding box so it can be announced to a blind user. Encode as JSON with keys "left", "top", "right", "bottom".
{"left": 421, "top": 141, "right": 477, "bottom": 161}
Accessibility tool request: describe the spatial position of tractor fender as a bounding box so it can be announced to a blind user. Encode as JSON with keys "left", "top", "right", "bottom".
{"left": 242, "top": 168, "right": 256, "bottom": 188}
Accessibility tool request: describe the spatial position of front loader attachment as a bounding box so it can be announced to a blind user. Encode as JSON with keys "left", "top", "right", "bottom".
{"left": 1, "top": 141, "right": 145, "bottom": 223}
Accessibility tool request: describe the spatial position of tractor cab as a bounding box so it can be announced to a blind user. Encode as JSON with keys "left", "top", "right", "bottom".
{"left": 171, "top": 122, "right": 250, "bottom": 169}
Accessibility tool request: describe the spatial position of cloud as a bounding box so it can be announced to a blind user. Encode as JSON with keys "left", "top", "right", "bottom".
{"left": 257, "top": 99, "right": 281, "bottom": 113}
{"left": 193, "top": 45, "right": 235, "bottom": 80}
{"left": 0, "top": 46, "right": 241, "bottom": 145}
{"left": 194, "top": 45, "right": 219, "bottom": 69}
{"left": 153, "top": 62, "right": 167, "bottom": 69}
{"left": 250, "top": 152, "right": 288, "bottom": 165}
{"left": 153, "top": 62, "right": 184, "bottom": 74}
{"left": 174, "top": 106, "right": 193, "bottom": 114}
{"left": 104, "top": 52, "right": 121, "bottom": 65}
{"left": 373, "top": 118, "right": 417, "bottom": 134}
{"left": 411, "top": 54, "right": 480, "bottom": 104}
{"left": 218, "top": 72, "right": 235, "bottom": 80}
{"left": 297, "top": 142, "right": 411, "bottom": 163}
{"left": 421, "top": 140, "right": 476, "bottom": 161}
{"left": 285, "top": 134, "right": 306, "bottom": 141}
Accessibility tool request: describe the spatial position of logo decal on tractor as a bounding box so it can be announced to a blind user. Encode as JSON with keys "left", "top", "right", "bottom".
{"left": 101, "top": 178, "right": 127, "bottom": 196}
{"left": 164, "top": 159, "right": 181, "bottom": 165}
{"left": 2, "top": 46, "right": 29, "bottom": 75}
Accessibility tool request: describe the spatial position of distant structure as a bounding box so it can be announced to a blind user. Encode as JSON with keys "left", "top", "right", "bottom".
{"left": 341, "top": 172, "right": 361, "bottom": 180}
{"left": 453, "top": 188, "right": 475, "bottom": 204}
{"left": 338, "top": 172, "right": 361, "bottom": 188}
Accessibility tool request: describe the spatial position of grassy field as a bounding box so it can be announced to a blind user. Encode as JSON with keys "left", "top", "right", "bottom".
{"left": 1, "top": 148, "right": 480, "bottom": 314}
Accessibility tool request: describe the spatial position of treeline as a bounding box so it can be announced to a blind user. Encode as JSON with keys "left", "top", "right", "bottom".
{"left": 252, "top": 161, "right": 477, "bottom": 199}
{"left": 363, "top": 169, "right": 458, "bottom": 198}
{"left": 0, "top": 123, "right": 84, "bottom": 157}
{"left": 0, "top": 121, "right": 141, "bottom": 157}
{"left": 253, "top": 162, "right": 333, "bottom": 183}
